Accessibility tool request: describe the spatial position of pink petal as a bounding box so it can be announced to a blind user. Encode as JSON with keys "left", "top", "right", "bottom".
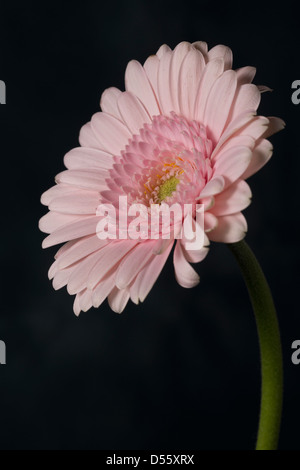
{"left": 215, "top": 111, "right": 257, "bottom": 149}
{"left": 125, "top": 60, "right": 160, "bottom": 117}
{"left": 117, "top": 91, "right": 151, "bottom": 135}
{"left": 213, "top": 115, "right": 269, "bottom": 155}
{"left": 73, "top": 293, "right": 81, "bottom": 316}
{"left": 87, "top": 240, "right": 138, "bottom": 289}
{"left": 57, "top": 235, "right": 107, "bottom": 269}
{"left": 181, "top": 238, "right": 209, "bottom": 264}
{"left": 170, "top": 41, "right": 192, "bottom": 114}
{"left": 152, "top": 238, "right": 175, "bottom": 256}
{"left": 49, "top": 192, "right": 101, "bottom": 215}
{"left": 211, "top": 180, "right": 252, "bottom": 216}
{"left": 156, "top": 44, "right": 171, "bottom": 59}
{"left": 236, "top": 66, "right": 256, "bottom": 85}
{"left": 67, "top": 249, "right": 105, "bottom": 294}
{"left": 237, "top": 116, "right": 269, "bottom": 140}
{"left": 92, "top": 272, "right": 116, "bottom": 308}
{"left": 41, "top": 184, "right": 81, "bottom": 206}
{"left": 100, "top": 189, "right": 122, "bottom": 204}
{"left": 199, "top": 176, "right": 225, "bottom": 198}
{"left": 54, "top": 240, "right": 77, "bottom": 260}
{"left": 194, "top": 58, "right": 224, "bottom": 124}
{"left": 52, "top": 266, "right": 74, "bottom": 290}
{"left": 129, "top": 273, "right": 143, "bottom": 305}
{"left": 54, "top": 239, "right": 79, "bottom": 260}
{"left": 157, "top": 50, "right": 174, "bottom": 115}
{"left": 108, "top": 287, "right": 130, "bottom": 313}
{"left": 241, "top": 139, "right": 273, "bottom": 179}
{"left": 213, "top": 145, "right": 252, "bottom": 186}
{"left": 121, "top": 152, "right": 145, "bottom": 168}
{"left": 55, "top": 169, "right": 108, "bottom": 191}
{"left": 207, "top": 45, "right": 232, "bottom": 70}
{"left": 229, "top": 84, "right": 261, "bottom": 123}
{"left": 208, "top": 212, "right": 247, "bottom": 243}
{"left": 91, "top": 112, "right": 131, "bottom": 155}
{"left": 173, "top": 241, "right": 200, "bottom": 288}
{"left": 79, "top": 122, "right": 100, "bottom": 149}
{"left": 100, "top": 87, "right": 122, "bottom": 120}
{"left": 257, "top": 85, "right": 273, "bottom": 93}
{"left": 64, "top": 147, "right": 114, "bottom": 170}
{"left": 212, "top": 135, "right": 255, "bottom": 161}
{"left": 48, "top": 259, "right": 61, "bottom": 280}
{"left": 39, "top": 211, "right": 82, "bottom": 234}
{"left": 78, "top": 289, "right": 93, "bottom": 313}
{"left": 42, "top": 216, "right": 100, "bottom": 248}
{"left": 262, "top": 117, "right": 285, "bottom": 138}
{"left": 203, "top": 70, "right": 237, "bottom": 143}
{"left": 192, "top": 41, "right": 208, "bottom": 56}
{"left": 199, "top": 197, "right": 215, "bottom": 211}
{"left": 179, "top": 48, "right": 205, "bottom": 119}
{"left": 130, "top": 241, "right": 173, "bottom": 303}
{"left": 143, "top": 55, "right": 160, "bottom": 99}
{"left": 204, "top": 212, "right": 218, "bottom": 232}
{"left": 115, "top": 241, "right": 156, "bottom": 289}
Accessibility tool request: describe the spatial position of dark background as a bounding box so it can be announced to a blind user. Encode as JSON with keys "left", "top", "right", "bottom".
{"left": 0, "top": 0, "right": 299, "bottom": 450}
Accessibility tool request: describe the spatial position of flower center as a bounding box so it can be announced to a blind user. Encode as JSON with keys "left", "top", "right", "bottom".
{"left": 157, "top": 175, "right": 180, "bottom": 203}
{"left": 109, "top": 112, "right": 214, "bottom": 208}
{"left": 142, "top": 158, "right": 185, "bottom": 204}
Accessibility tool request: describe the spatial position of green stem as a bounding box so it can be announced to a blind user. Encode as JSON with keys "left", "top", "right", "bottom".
{"left": 227, "top": 240, "right": 283, "bottom": 450}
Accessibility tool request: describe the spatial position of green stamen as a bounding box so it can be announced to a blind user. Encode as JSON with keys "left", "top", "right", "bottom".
{"left": 157, "top": 176, "right": 180, "bottom": 203}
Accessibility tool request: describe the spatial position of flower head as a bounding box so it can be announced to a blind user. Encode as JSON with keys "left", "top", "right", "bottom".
{"left": 40, "top": 41, "right": 284, "bottom": 315}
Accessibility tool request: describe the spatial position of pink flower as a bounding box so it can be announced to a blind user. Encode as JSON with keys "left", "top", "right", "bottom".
{"left": 39, "top": 41, "right": 284, "bottom": 315}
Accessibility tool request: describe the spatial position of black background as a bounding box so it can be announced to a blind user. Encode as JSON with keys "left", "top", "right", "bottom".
{"left": 0, "top": 0, "right": 299, "bottom": 450}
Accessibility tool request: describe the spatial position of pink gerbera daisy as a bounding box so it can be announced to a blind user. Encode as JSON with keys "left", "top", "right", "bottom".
{"left": 39, "top": 41, "right": 284, "bottom": 315}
